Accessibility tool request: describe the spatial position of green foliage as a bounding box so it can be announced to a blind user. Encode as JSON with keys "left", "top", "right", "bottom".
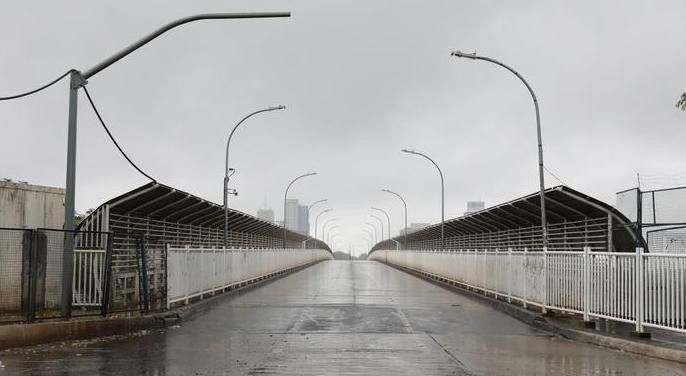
{"left": 677, "top": 92, "right": 686, "bottom": 111}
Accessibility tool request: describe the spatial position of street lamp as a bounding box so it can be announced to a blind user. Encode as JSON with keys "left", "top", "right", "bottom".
{"left": 450, "top": 50, "right": 547, "bottom": 248}
{"left": 321, "top": 218, "right": 338, "bottom": 243}
{"left": 60, "top": 12, "right": 290, "bottom": 317}
{"left": 326, "top": 226, "right": 340, "bottom": 244}
{"left": 283, "top": 172, "right": 317, "bottom": 248}
{"left": 402, "top": 148, "right": 445, "bottom": 250}
{"left": 370, "top": 214, "right": 385, "bottom": 248}
{"left": 307, "top": 199, "right": 328, "bottom": 235}
{"left": 224, "top": 105, "right": 285, "bottom": 248}
{"left": 362, "top": 229, "right": 374, "bottom": 250}
{"left": 364, "top": 222, "right": 378, "bottom": 244}
{"left": 371, "top": 207, "right": 391, "bottom": 242}
{"left": 314, "top": 208, "right": 332, "bottom": 241}
{"left": 382, "top": 189, "right": 408, "bottom": 248}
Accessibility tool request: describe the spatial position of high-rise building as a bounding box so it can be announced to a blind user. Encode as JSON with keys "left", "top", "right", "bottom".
{"left": 465, "top": 201, "right": 485, "bottom": 216}
{"left": 284, "top": 198, "right": 310, "bottom": 235}
{"left": 285, "top": 199, "right": 300, "bottom": 232}
{"left": 257, "top": 208, "right": 274, "bottom": 223}
{"left": 298, "top": 204, "right": 309, "bottom": 235}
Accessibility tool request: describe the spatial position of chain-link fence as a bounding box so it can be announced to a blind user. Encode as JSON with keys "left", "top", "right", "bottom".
{"left": 0, "top": 228, "right": 30, "bottom": 323}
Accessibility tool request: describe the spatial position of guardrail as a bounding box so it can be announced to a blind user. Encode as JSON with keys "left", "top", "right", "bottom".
{"left": 370, "top": 248, "right": 686, "bottom": 335}
{"left": 72, "top": 249, "right": 107, "bottom": 306}
{"left": 166, "top": 247, "right": 332, "bottom": 308}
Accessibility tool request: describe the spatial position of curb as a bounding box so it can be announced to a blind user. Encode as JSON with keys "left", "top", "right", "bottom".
{"left": 380, "top": 261, "right": 686, "bottom": 365}
{"left": 0, "top": 259, "right": 327, "bottom": 350}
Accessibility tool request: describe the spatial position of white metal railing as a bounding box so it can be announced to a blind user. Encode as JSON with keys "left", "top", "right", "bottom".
{"left": 166, "top": 247, "right": 332, "bottom": 308}
{"left": 370, "top": 248, "right": 686, "bottom": 334}
{"left": 72, "top": 249, "right": 106, "bottom": 306}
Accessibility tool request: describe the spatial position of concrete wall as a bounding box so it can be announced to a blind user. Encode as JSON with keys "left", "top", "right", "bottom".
{"left": 0, "top": 180, "right": 65, "bottom": 229}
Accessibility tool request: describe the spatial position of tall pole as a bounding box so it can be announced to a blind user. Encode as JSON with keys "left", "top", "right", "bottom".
{"left": 224, "top": 106, "right": 285, "bottom": 248}
{"left": 326, "top": 226, "right": 340, "bottom": 245}
{"left": 283, "top": 172, "right": 317, "bottom": 248}
{"left": 382, "top": 189, "right": 408, "bottom": 248}
{"left": 365, "top": 222, "right": 378, "bottom": 244}
{"left": 371, "top": 207, "right": 391, "bottom": 243}
{"left": 402, "top": 149, "right": 445, "bottom": 250}
{"left": 321, "top": 219, "right": 338, "bottom": 243}
{"left": 370, "top": 214, "right": 385, "bottom": 248}
{"left": 362, "top": 229, "right": 374, "bottom": 251}
{"left": 314, "top": 208, "right": 332, "bottom": 242}
{"left": 60, "top": 12, "right": 290, "bottom": 318}
{"left": 307, "top": 199, "right": 328, "bottom": 236}
{"left": 451, "top": 50, "right": 547, "bottom": 248}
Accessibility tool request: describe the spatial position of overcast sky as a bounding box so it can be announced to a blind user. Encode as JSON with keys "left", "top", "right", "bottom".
{"left": 2, "top": 1, "right": 685, "bottom": 256}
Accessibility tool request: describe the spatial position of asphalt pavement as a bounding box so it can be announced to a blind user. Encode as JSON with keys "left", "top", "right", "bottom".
{"left": 1, "top": 260, "right": 685, "bottom": 375}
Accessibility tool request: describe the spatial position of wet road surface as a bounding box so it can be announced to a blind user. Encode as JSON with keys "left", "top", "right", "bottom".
{"left": 1, "top": 260, "right": 685, "bottom": 375}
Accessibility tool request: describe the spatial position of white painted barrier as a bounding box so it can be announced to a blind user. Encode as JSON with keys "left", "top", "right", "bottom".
{"left": 370, "top": 248, "right": 686, "bottom": 334}
{"left": 72, "top": 249, "right": 106, "bottom": 306}
{"left": 166, "top": 247, "right": 331, "bottom": 308}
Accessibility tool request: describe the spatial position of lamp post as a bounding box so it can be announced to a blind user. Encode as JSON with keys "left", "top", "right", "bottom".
{"left": 362, "top": 229, "right": 374, "bottom": 251}
{"left": 321, "top": 218, "right": 338, "bottom": 244}
{"left": 402, "top": 149, "right": 445, "bottom": 251}
{"left": 450, "top": 50, "right": 547, "bottom": 248}
{"left": 370, "top": 214, "right": 385, "bottom": 248}
{"left": 382, "top": 189, "right": 407, "bottom": 248}
{"left": 224, "top": 105, "right": 285, "bottom": 248}
{"left": 283, "top": 172, "right": 317, "bottom": 248}
{"left": 314, "top": 208, "right": 332, "bottom": 241}
{"left": 364, "top": 222, "right": 378, "bottom": 244}
{"left": 60, "top": 12, "right": 290, "bottom": 317}
{"left": 325, "top": 224, "right": 340, "bottom": 244}
{"left": 307, "top": 199, "right": 328, "bottom": 235}
{"left": 371, "top": 207, "right": 391, "bottom": 243}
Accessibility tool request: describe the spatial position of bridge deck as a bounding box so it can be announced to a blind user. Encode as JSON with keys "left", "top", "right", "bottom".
{"left": 2, "top": 261, "right": 684, "bottom": 375}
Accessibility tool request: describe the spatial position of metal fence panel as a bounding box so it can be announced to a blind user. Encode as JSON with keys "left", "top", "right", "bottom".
{"left": 166, "top": 247, "right": 330, "bottom": 308}
{"left": 371, "top": 248, "right": 686, "bottom": 335}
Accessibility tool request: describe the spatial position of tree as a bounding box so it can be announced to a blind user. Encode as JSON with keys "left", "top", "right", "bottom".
{"left": 678, "top": 92, "right": 686, "bottom": 111}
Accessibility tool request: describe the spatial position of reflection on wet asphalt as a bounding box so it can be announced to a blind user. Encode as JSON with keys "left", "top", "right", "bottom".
{"left": 1, "top": 261, "right": 685, "bottom": 375}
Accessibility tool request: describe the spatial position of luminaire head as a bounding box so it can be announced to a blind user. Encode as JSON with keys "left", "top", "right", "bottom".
{"left": 268, "top": 105, "right": 286, "bottom": 111}
{"left": 450, "top": 50, "right": 477, "bottom": 59}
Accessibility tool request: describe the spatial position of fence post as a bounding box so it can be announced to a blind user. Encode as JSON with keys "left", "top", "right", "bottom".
{"left": 542, "top": 246, "right": 548, "bottom": 314}
{"left": 522, "top": 247, "right": 529, "bottom": 308}
{"left": 137, "top": 235, "right": 150, "bottom": 313}
{"left": 507, "top": 247, "right": 512, "bottom": 303}
{"left": 582, "top": 246, "right": 593, "bottom": 327}
{"left": 632, "top": 247, "right": 649, "bottom": 337}
{"left": 101, "top": 234, "right": 113, "bottom": 316}
{"left": 184, "top": 245, "right": 190, "bottom": 304}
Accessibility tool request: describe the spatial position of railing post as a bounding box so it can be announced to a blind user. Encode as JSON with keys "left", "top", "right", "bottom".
{"left": 507, "top": 247, "right": 512, "bottom": 303}
{"left": 184, "top": 245, "right": 190, "bottom": 304}
{"left": 542, "top": 246, "right": 548, "bottom": 314}
{"left": 583, "top": 246, "right": 592, "bottom": 327}
{"left": 522, "top": 247, "right": 529, "bottom": 308}
{"left": 632, "top": 247, "right": 649, "bottom": 337}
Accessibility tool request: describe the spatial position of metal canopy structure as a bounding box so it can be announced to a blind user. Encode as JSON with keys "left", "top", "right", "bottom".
{"left": 372, "top": 186, "right": 639, "bottom": 252}
{"left": 79, "top": 182, "right": 329, "bottom": 250}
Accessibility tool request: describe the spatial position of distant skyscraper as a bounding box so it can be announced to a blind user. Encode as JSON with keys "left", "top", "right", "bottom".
{"left": 465, "top": 201, "right": 485, "bottom": 216}
{"left": 285, "top": 199, "right": 300, "bottom": 232}
{"left": 257, "top": 208, "right": 274, "bottom": 223}
{"left": 284, "top": 198, "right": 310, "bottom": 235}
{"left": 298, "top": 204, "right": 309, "bottom": 235}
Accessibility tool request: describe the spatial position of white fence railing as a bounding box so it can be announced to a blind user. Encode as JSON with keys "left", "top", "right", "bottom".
{"left": 72, "top": 249, "right": 106, "bottom": 306}
{"left": 166, "top": 247, "right": 332, "bottom": 308}
{"left": 370, "top": 248, "right": 686, "bottom": 334}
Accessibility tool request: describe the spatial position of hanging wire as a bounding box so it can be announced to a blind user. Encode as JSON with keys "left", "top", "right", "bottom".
{"left": 544, "top": 166, "right": 567, "bottom": 186}
{"left": 0, "top": 69, "right": 75, "bottom": 100}
{"left": 82, "top": 86, "right": 156, "bottom": 183}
